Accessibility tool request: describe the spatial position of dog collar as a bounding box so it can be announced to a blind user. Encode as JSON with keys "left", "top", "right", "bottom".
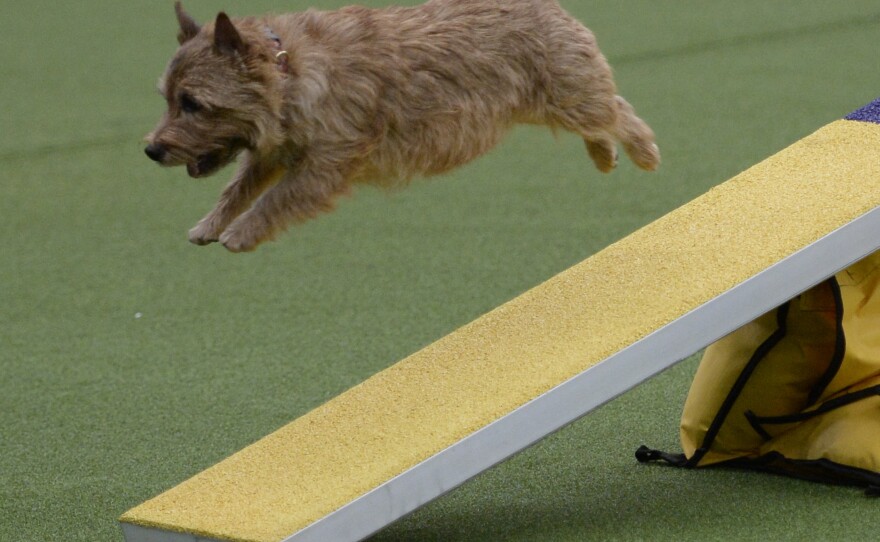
{"left": 265, "top": 27, "right": 290, "bottom": 74}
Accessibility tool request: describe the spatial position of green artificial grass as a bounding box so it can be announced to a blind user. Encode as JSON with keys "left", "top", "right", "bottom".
{"left": 2, "top": 1, "right": 880, "bottom": 541}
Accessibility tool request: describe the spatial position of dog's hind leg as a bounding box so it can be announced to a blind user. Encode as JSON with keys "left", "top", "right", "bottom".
{"left": 584, "top": 136, "right": 618, "bottom": 173}
{"left": 549, "top": 94, "right": 659, "bottom": 173}
{"left": 611, "top": 95, "right": 660, "bottom": 171}
{"left": 188, "top": 155, "right": 283, "bottom": 245}
{"left": 549, "top": 97, "right": 622, "bottom": 173}
{"left": 541, "top": 23, "right": 659, "bottom": 172}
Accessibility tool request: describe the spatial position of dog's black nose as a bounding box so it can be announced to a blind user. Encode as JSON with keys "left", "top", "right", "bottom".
{"left": 144, "top": 143, "right": 167, "bottom": 162}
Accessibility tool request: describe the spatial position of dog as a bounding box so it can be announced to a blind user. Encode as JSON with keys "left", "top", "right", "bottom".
{"left": 145, "top": 1, "right": 660, "bottom": 252}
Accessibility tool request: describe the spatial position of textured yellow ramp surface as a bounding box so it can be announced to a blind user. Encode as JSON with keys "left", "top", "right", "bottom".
{"left": 121, "top": 118, "right": 880, "bottom": 542}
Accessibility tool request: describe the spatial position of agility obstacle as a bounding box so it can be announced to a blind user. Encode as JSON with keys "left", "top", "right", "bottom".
{"left": 120, "top": 98, "right": 880, "bottom": 542}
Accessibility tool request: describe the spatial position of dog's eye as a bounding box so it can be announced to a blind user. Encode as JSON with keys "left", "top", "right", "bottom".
{"left": 179, "top": 93, "right": 202, "bottom": 113}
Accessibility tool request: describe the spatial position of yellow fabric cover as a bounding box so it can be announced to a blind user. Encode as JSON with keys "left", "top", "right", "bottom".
{"left": 680, "top": 252, "right": 880, "bottom": 483}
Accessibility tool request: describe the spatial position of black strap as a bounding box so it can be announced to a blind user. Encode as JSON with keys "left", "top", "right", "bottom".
{"left": 635, "top": 445, "right": 688, "bottom": 467}
{"left": 747, "top": 385, "right": 880, "bottom": 428}
{"left": 725, "top": 452, "right": 880, "bottom": 493}
{"left": 744, "top": 409, "right": 773, "bottom": 441}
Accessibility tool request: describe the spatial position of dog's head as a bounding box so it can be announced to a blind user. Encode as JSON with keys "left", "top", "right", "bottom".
{"left": 144, "top": 2, "right": 287, "bottom": 178}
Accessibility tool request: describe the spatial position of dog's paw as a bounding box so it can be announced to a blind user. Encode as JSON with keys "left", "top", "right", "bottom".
{"left": 188, "top": 222, "right": 221, "bottom": 246}
{"left": 219, "top": 213, "right": 273, "bottom": 253}
{"left": 218, "top": 228, "right": 258, "bottom": 253}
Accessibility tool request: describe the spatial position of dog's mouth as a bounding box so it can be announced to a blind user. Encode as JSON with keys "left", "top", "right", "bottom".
{"left": 186, "top": 139, "right": 249, "bottom": 178}
{"left": 187, "top": 152, "right": 224, "bottom": 178}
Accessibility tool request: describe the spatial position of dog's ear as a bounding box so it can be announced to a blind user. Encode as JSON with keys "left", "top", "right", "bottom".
{"left": 213, "top": 12, "right": 248, "bottom": 57}
{"left": 174, "top": 2, "right": 201, "bottom": 45}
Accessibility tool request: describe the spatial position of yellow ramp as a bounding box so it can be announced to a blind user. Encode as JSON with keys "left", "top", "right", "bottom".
{"left": 121, "top": 101, "right": 880, "bottom": 542}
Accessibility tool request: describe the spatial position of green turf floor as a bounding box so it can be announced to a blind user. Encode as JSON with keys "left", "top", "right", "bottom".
{"left": 2, "top": 1, "right": 880, "bottom": 541}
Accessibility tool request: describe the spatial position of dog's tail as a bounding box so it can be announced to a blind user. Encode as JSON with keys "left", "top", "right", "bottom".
{"left": 613, "top": 95, "right": 660, "bottom": 171}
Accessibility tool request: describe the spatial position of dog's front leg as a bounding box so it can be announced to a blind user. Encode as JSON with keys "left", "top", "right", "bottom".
{"left": 218, "top": 164, "right": 350, "bottom": 253}
{"left": 188, "top": 154, "right": 283, "bottom": 245}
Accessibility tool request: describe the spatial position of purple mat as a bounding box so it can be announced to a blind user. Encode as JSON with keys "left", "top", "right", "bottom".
{"left": 845, "top": 97, "right": 880, "bottom": 124}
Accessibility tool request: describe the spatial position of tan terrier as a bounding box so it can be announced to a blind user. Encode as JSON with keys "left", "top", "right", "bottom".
{"left": 145, "top": 1, "right": 660, "bottom": 252}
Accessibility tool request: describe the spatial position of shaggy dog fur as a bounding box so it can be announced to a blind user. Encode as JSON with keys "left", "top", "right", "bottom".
{"left": 145, "top": 1, "right": 659, "bottom": 252}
